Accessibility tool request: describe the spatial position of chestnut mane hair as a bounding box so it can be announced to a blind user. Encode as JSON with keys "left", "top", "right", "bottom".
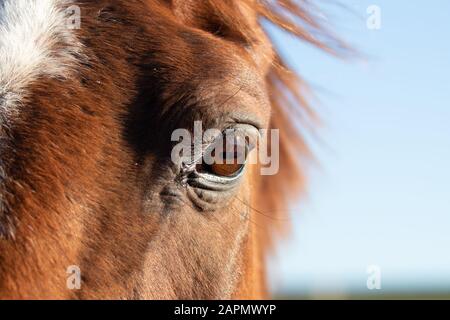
{"left": 222, "top": 0, "right": 342, "bottom": 243}
{"left": 0, "top": 0, "right": 344, "bottom": 299}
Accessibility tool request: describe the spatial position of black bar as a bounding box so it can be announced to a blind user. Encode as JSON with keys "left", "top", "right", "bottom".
{"left": 0, "top": 300, "right": 448, "bottom": 318}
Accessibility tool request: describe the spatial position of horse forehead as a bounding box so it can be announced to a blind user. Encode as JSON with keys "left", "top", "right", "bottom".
{"left": 0, "top": 0, "right": 81, "bottom": 114}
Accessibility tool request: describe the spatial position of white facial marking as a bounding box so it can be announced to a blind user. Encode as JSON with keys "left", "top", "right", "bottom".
{"left": 0, "top": 0, "right": 81, "bottom": 228}
{"left": 0, "top": 0, "right": 81, "bottom": 115}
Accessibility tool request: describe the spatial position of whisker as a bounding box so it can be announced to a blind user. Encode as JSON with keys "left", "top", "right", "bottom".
{"left": 234, "top": 196, "right": 293, "bottom": 222}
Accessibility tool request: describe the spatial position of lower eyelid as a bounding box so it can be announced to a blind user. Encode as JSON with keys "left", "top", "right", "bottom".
{"left": 188, "top": 169, "right": 244, "bottom": 190}
{"left": 186, "top": 186, "right": 237, "bottom": 211}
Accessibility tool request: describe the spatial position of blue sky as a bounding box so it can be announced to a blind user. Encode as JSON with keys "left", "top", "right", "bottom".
{"left": 267, "top": 0, "right": 450, "bottom": 295}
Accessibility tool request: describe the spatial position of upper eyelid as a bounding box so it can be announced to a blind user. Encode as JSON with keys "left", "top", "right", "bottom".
{"left": 227, "top": 115, "right": 265, "bottom": 131}
{"left": 201, "top": 125, "right": 259, "bottom": 156}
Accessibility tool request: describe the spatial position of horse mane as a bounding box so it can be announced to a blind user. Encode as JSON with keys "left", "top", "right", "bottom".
{"left": 197, "top": 0, "right": 346, "bottom": 249}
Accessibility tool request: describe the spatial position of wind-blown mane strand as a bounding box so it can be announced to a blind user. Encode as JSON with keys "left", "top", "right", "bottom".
{"left": 196, "top": 0, "right": 345, "bottom": 246}
{"left": 255, "top": 0, "right": 345, "bottom": 246}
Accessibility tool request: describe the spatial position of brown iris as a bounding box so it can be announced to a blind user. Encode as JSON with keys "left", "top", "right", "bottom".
{"left": 210, "top": 158, "right": 244, "bottom": 177}
{"left": 204, "top": 132, "right": 248, "bottom": 177}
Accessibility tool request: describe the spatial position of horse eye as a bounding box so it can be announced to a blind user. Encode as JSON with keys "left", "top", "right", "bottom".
{"left": 202, "top": 132, "right": 250, "bottom": 178}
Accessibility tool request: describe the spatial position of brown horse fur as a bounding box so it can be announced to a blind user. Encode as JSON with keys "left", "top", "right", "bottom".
{"left": 0, "top": 0, "right": 341, "bottom": 299}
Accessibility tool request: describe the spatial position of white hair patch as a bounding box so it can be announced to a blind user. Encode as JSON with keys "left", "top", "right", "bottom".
{"left": 0, "top": 0, "right": 82, "bottom": 114}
